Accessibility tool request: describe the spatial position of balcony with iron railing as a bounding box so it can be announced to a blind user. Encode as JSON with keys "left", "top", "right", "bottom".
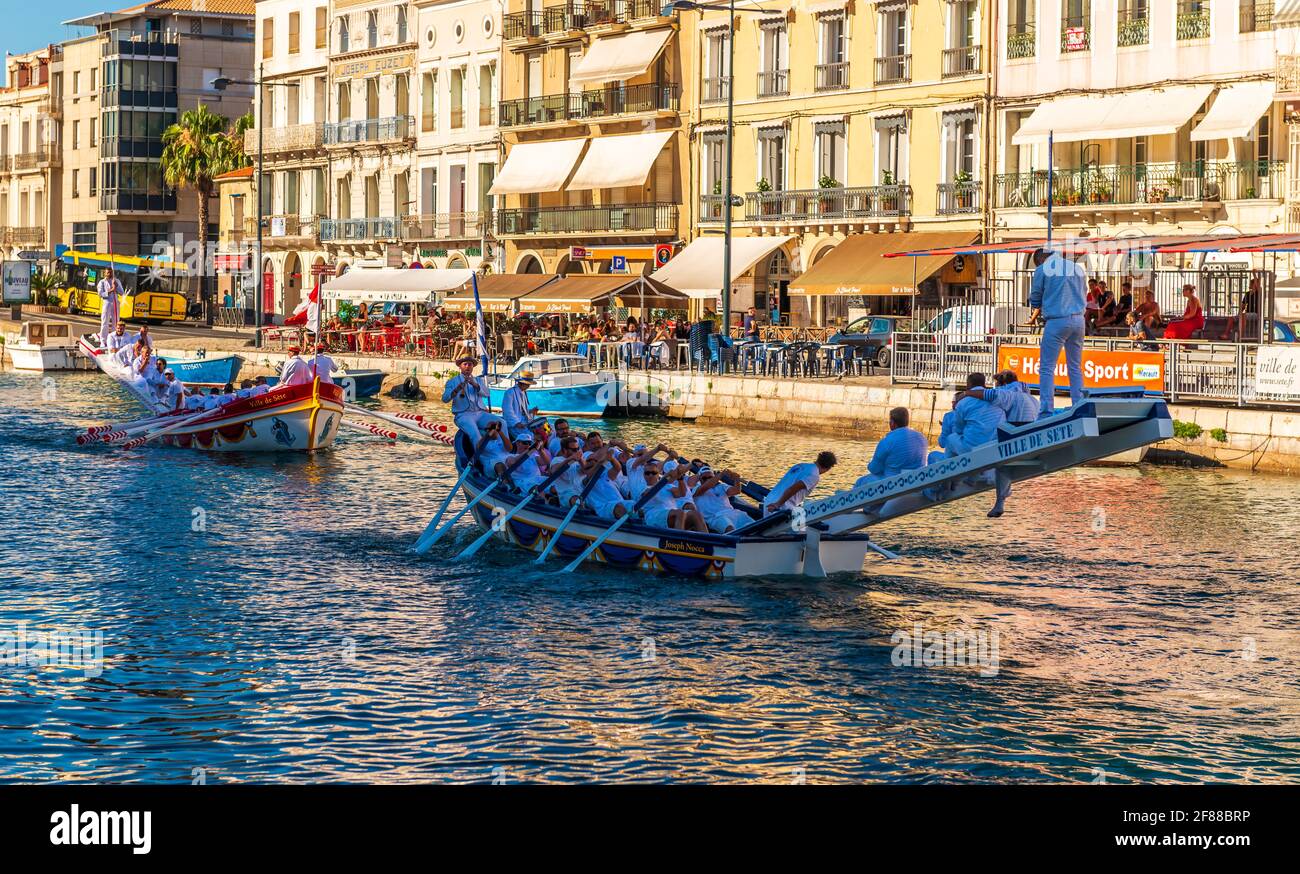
{"left": 0, "top": 155, "right": 11, "bottom": 174}
{"left": 10, "top": 227, "right": 46, "bottom": 246}
{"left": 261, "top": 214, "right": 323, "bottom": 242}
{"left": 1176, "top": 2, "right": 1211, "bottom": 40}
{"left": 1060, "top": 17, "right": 1090, "bottom": 52}
{"left": 244, "top": 123, "right": 324, "bottom": 155}
{"left": 758, "top": 69, "right": 789, "bottom": 98}
{"left": 320, "top": 217, "right": 403, "bottom": 242}
{"left": 323, "top": 115, "right": 414, "bottom": 147}
{"left": 936, "top": 181, "right": 983, "bottom": 216}
{"left": 743, "top": 185, "right": 913, "bottom": 221}
{"left": 1240, "top": 0, "right": 1274, "bottom": 32}
{"left": 873, "top": 55, "right": 908, "bottom": 86}
{"left": 494, "top": 202, "right": 678, "bottom": 236}
{"left": 102, "top": 28, "right": 179, "bottom": 58}
{"left": 942, "top": 45, "right": 981, "bottom": 78}
{"left": 503, "top": 11, "right": 542, "bottom": 40}
{"left": 499, "top": 83, "right": 680, "bottom": 126}
{"left": 994, "top": 161, "right": 1288, "bottom": 209}
{"left": 403, "top": 212, "right": 487, "bottom": 240}
{"left": 817, "top": 61, "right": 852, "bottom": 90}
{"left": 1280, "top": 54, "right": 1300, "bottom": 94}
{"left": 699, "top": 194, "right": 729, "bottom": 222}
{"left": 702, "top": 76, "right": 731, "bottom": 105}
{"left": 542, "top": 2, "right": 588, "bottom": 34}
{"left": 1006, "top": 25, "right": 1035, "bottom": 59}
{"left": 1117, "top": 7, "right": 1149, "bottom": 46}
{"left": 12, "top": 147, "right": 60, "bottom": 170}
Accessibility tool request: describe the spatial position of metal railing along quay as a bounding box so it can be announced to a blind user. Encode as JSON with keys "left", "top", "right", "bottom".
{"left": 889, "top": 332, "right": 1300, "bottom": 407}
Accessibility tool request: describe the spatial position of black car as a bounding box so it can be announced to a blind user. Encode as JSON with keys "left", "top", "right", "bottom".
{"left": 828, "top": 315, "right": 904, "bottom": 367}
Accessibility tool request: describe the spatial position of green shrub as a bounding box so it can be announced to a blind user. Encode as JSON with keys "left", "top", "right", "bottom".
{"left": 1173, "top": 420, "right": 1203, "bottom": 440}
{"left": 1210, "top": 427, "right": 1229, "bottom": 443}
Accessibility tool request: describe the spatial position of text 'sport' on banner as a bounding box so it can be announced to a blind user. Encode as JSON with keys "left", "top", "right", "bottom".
{"left": 998, "top": 345, "right": 1165, "bottom": 392}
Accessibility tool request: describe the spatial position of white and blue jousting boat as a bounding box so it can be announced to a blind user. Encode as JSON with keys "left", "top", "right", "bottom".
{"left": 443, "top": 389, "right": 1173, "bottom": 578}
{"left": 488, "top": 354, "right": 618, "bottom": 418}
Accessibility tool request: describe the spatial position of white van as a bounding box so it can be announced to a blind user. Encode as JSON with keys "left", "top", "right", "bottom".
{"left": 923, "top": 305, "right": 1034, "bottom": 343}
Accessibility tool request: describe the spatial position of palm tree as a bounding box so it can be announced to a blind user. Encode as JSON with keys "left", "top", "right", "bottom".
{"left": 161, "top": 103, "right": 251, "bottom": 323}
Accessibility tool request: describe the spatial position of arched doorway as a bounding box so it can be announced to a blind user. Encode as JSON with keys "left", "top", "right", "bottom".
{"left": 283, "top": 252, "right": 303, "bottom": 316}
{"left": 447, "top": 253, "right": 469, "bottom": 269}
{"left": 516, "top": 254, "right": 543, "bottom": 274}
{"left": 554, "top": 254, "right": 572, "bottom": 276}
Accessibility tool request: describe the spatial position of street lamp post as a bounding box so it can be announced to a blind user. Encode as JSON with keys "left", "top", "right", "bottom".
{"left": 214, "top": 67, "right": 291, "bottom": 349}
{"left": 669, "top": 0, "right": 751, "bottom": 371}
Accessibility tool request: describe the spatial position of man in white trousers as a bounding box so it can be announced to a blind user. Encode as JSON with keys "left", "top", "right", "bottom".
{"left": 1029, "top": 248, "right": 1087, "bottom": 418}
{"left": 96, "top": 268, "right": 126, "bottom": 344}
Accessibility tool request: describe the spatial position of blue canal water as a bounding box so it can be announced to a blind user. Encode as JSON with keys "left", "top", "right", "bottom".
{"left": 2, "top": 368, "right": 1299, "bottom": 784}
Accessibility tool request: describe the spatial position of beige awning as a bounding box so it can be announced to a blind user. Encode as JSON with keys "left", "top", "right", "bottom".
{"left": 1191, "top": 82, "right": 1275, "bottom": 141}
{"left": 567, "top": 130, "right": 673, "bottom": 191}
{"left": 788, "top": 232, "right": 979, "bottom": 296}
{"left": 517, "top": 275, "right": 687, "bottom": 314}
{"left": 488, "top": 139, "right": 587, "bottom": 196}
{"left": 650, "top": 235, "right": 795, "bottom": 299}
{"left": 1011, "top": 85, "right": 1213, "bottom": 144}
{"left": 568, "top": 28, "right": 674, "bottom": 88}
{"left": 441, "top": 274, "right": 558, "bottom": 312}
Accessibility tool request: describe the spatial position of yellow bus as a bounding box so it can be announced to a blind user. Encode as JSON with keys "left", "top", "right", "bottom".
{"left": 55, "top": 251, "right": 193, "bottom": 323}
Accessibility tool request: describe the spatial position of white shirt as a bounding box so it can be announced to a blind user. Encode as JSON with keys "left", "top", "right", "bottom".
{"left": 307, "top": 354, "right": 338, "bottom": 384}
{"left": 587, "top": 467, "right": 625, "bottom": 507}
{"left": 553, "top": 463, "right": 585, "bottom": 501}
{"left": 280, "top": 356, "right": 312, "bottom": 386}
{"left": 694, "top": 483, "right": 733, "bottom": 518}
{"left": 97, "top": 277, "right": 124, "bottom": 303}
{"left": 162, "top": 379, "right": 186, "bottom": 408}
{"left": 767, "top": 462, "right": 821, "bottom": 512}
{"left": 104, "top": 331, "right": 131, "bottom": 352}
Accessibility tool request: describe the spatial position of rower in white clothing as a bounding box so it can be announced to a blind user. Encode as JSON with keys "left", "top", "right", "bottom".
{"left": 160, "top": 368, "right": 186, "bottom": 411}
{"left": 307, "top": 343, "right": 339, "bottom": 384}
{"left": 763, "top": 452, "right": 838, "bottom": 516}
{"left": 279, "top": 346, "right": 313, "bottom": 386}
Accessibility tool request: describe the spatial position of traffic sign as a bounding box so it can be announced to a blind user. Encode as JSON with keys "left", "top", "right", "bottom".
{"left": 611, "top": 255, "right": 628, "bottom": 274}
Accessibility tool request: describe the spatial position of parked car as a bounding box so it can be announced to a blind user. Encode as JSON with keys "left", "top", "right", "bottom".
{"left": 829, "top": 315, "right": 905, "bottom": 367}
{"left": 1276, "top": 321, "right": 1300, "bottom": 343}
{"left": 923, "top": 305, "right": 1034, "bottom": 344}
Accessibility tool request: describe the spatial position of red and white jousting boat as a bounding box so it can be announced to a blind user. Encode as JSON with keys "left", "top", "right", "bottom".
{"left": 77, "top": 333, "right": 344, "bottom": 452}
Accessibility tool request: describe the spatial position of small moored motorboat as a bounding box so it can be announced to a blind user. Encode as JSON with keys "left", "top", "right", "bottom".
{"left": 488, "top": 354, "right": 617, "bottom": 418}
{"left": 163, "top": 352, "right": 245, "bottom": 387}
{"left": 6, "top": 321, "right": 80, "bottom": 371}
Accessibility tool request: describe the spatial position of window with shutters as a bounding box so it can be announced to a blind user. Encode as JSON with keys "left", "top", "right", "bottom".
{"left": 263, "top": 17, "right": 274, "bottom": 59}
{"left": 289, "top": 12, "right": 300, "bottom": 54}
{"left": 316, "top": 8, "right": 327, "bottom": 49}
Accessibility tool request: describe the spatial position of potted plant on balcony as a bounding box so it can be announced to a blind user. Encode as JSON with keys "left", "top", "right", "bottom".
{"left": 756, "top": 178, "right": 777, "bottom": 215}
{"left": 953, "top": 170, "right": 973, "bottom": 210}
{"left": 818, "top": 175, "right": 841, "bottom": 214}
{"left": 710, "top": 179, "right": 723, "bottom": 219}
{"left": 879, "top": 170, "right": 901, "bottom": 213}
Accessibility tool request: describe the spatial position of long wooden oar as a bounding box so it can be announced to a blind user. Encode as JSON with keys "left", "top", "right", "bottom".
{"left": 455, "top": 459, "right": 574, "bottom": 560}
{"left": 345, "top": 403, "right": 449, "bottom": 436}
{"left": 342, "top": 419, "right": 397, "bottom": 442}
{"left": 560, "top": 476, "right": 673, "bottom": 573}
{"left": 77, "top": 412, "right": 173, "bottom": 444}
{"left": 115, "top": 409, "right": 213, "bottom": 449}
{"left": 409, "top": 441, "right": 487, "bottom": 553}
{"left": 412, "top": 451, "right": 533, "bottom": 555}
{"left": 533, "top": 464, "right": 608, "bottom": 565}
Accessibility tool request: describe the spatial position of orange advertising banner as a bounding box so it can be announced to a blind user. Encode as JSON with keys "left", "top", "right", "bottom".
{"left": 997, "top": 345, "right": 1165, "bottom": 392}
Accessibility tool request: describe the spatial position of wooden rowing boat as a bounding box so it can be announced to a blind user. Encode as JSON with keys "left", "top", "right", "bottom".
{"left": 444, "top": 390, "right": 1173, "bottom": 577}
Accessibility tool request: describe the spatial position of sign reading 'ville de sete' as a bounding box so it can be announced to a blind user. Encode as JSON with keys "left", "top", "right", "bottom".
{"left": 998, "top": 346, "right": 1165, "bottom": 393}
{"left": 1255, "top": 345, "right": 1300, "bottom": 397}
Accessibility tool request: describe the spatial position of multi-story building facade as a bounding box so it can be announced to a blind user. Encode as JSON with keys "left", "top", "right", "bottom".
{"left": 61, "top": 0, "right": 255, "bottom": 262}
{"left": 409, "top": 0, "right": 500, "bottom": 274}
{"left": 1274, "top": 0, "right": 1300, "bottom": 230}
{"left": 0, "top": 47, "right": 63, "bottom": 264}
{"left": 247, "top": 0, "right": 333, "bottom": 316}
{"left": 492, "top": 0, "right": 695, "bottom": 277}
{"left": 684, "top": 0, "right": 994, "bottom": 325}
{"left": 993, "top": 0, "right": 1285, "bottom": 250}
{"left": 321, "top": 0, "right": 418, "bottom": 273}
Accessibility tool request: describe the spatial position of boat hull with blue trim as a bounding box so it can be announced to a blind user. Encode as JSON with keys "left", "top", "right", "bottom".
{"left": 441, "top": 390, "right": 1173, "bottom": 578}
{"left": 264, "top": 368, "right": 385, "bottom": 400}
{"left": 166, "top": 354, "right": 244, "bottom": 387}
{"left": 488, "top": 354, "right": 617, "bottom": 418}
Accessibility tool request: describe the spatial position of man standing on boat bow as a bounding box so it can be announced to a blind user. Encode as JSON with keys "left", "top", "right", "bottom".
{"left": 96, "top": 268, "right": 125, "bottom": 345}
{"left": 443, "top": 355, "right": 501, "bottom": 444}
